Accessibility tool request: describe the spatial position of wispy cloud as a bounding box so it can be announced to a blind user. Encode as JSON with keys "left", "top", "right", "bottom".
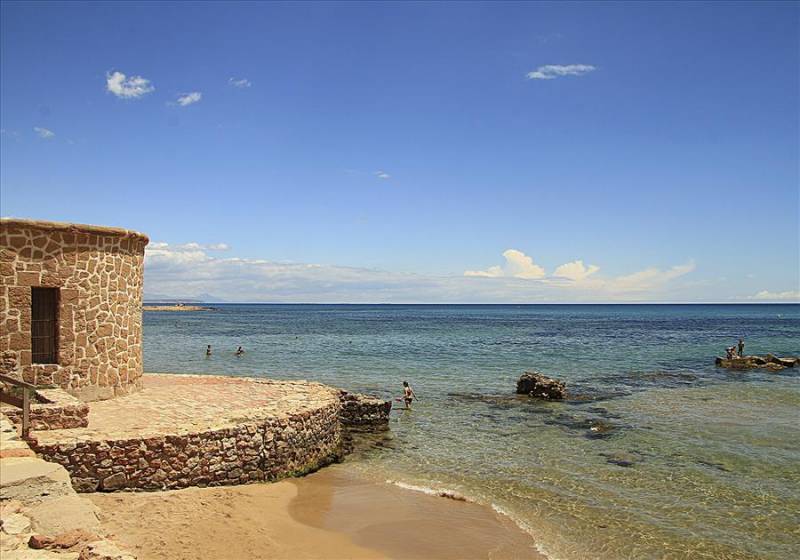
{"left": 536, "top": 33, "right": 563, "bottom": 44}
{"left": 599, "top": 262, "right": 695, "bottom": 293}
{"left": 228, "top": 77, "right": 251, "bottom": 88}
{"left": 748, "top": 290, "right": 800, "bottom": 301}
{"left": 1, "top": 129, "right": 20, "bottom": 143}
{"left": 106, "top": 71, "right": 155, "bottom": 99}
{"left": 176, "top": 92, "right": 202, "bottom": 106}
{"left": 526, "top": 64, "right": 596, "bottom": 80}
{"left": 375, "top": 170, "right": 391, "bottom": 180}
{"left": 33, "top": 127, "right": 55, "bottom": 139}
{"left": 144, "top": 243, "right": 699, "bottom": 303}
{"left": 149, "top": 242, "right": 229, "bottom": 252}
{"left": 464, "top": 249, "right": 694, "bottom": 295}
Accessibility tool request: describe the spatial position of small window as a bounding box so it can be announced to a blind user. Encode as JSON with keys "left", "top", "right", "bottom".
{"left": 31, "top": 287, "right": 59, "bottom": 364}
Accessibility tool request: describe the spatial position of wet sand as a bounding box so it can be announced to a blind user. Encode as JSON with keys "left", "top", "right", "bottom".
{"left": 290, "top": 467, "right": 540, "bottom": 559}
{"left": 89, "top": 466, "right": 539, "bottom": 560}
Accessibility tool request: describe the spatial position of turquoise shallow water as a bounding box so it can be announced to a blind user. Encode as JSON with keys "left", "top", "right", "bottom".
{"left": 143, "top": 304, "right": 800, "bottom": 560}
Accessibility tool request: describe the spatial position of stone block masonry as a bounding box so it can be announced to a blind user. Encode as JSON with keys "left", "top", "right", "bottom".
{"left": 338, "top": 390, "right": 392, "bottom": 429}
{"left": 0, "top": 219, "right": 149, "bottom": 401}
{"left": 1, "top": 413, "right": 137, "bottom": 559}
{"left": 27, "top": 374, "right": 390, "bottom": 493}
{"left": 37, "top": 404, "right": 343, "bottom": 492}
{"left": 2, "top": 387, "right": 89, "bottom": 431}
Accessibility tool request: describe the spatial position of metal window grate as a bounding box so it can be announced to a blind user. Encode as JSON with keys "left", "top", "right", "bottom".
{"left": 31, "top": 287, "right": 59, "bottom": 364}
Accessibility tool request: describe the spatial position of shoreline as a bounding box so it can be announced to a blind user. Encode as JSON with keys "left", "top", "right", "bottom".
{"left": 89, "top": 464, "right": 541, "bottom": 560}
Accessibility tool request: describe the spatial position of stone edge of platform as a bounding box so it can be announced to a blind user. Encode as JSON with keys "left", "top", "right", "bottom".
{"left": 1, "top": 412, "right": 137, "bottom": 559}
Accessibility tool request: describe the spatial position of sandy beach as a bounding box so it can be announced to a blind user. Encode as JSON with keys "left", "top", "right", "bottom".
{"left": 89, "top": 466, "right": 540, "bottom": 560}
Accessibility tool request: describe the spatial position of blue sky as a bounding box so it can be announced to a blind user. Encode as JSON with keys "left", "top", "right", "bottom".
{"left": 1, "top": 1, "right": 798, "bottom": 302}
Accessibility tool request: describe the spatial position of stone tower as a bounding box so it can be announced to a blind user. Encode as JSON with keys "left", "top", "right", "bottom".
{"left": 0, "top": 219, "right": 149, "bottom": 401}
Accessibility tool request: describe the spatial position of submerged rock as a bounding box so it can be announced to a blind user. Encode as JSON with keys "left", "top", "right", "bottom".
{"left": 516, "top": 371, "right": 567, "bottom": 400}
{"left": 586, "top": 419, "right": 616, "bottom": 439}
{"left": 601, "top": 451, "right": 642, "bottom": 468}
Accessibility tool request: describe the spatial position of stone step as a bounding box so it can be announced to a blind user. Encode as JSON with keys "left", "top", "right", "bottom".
{"left": 0, "top": 457, "right": 74, "bottom": 504}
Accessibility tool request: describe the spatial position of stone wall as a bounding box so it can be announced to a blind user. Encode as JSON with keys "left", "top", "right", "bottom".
{"left": 338, "top": 390, "right": 392, "bottom": 429}
{"left": 0, "top": 219, "right": 149, "bottom": 401}
{"left": 2, "top": 388, "right": 89, "bottom": 431}
{"left": 1, "top": 413, "right": 137, "bottom": 559}
{"left": 33, "top": 402, "right": 343, "bottom": 493}
{"left": 0, "top": 350, "right": 17, "bottom": 376}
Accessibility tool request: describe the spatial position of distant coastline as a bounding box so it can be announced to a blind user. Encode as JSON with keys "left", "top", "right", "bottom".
{"left": 143, "top": 304, "right": 212, "bottom": 312}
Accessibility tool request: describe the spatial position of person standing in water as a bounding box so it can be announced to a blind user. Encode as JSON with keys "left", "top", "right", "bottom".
{"left": 738, "top": 338, "right": 745, "bottom": 357}
{"left": 402, "top": 381, "right": 417, "bottom": 410}
{"left": 206, "top": 344, "right": 212, "bottom": 357}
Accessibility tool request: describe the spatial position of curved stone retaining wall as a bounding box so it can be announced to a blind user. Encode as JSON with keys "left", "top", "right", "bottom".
{"left": 33, "top": 402, "right": 342, "bottom": 492}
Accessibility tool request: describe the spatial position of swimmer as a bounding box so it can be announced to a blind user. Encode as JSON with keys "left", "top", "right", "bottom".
{"left": 402, "top": 381, "right": 417, "bottom": 410}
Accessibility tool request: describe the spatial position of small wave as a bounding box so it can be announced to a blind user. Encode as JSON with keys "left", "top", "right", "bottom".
{"left": 490, "top": 503, "right": 562, "bottom": 560}
{"left": 385, "top": 479, "right": 469, "bottom": 501}
{"left": 386, "top": 479, "right": 561, "bottom": 560}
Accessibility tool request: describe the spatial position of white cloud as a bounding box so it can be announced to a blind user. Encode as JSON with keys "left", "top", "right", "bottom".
{"left": 106, "top": 71, "right": 155, "bottom": 99}
{"left": 463, "top": 265, "right": 504, "bottom": 278}
{"left": 597, "top": 262, "right": 695, "bottom": 293}
{"left": 176, "top": 92, "right": 202, "bottom": 106}
{"left": 526, "top": 64, "right": 596, "bottom": 80}
{"left": 143, "top": 242, "right": 700, "bottom": 303}
{"left": 749, "top": 290, "right": 800, "bottom": 301}
{"left": 151, "top": 242, "right": 229, "bottom": 252}
{"left": 465, "top": 249, "right": 546, "bottom": 279}
{"left": 33, "top": 127, "right": 55, "bottom": 139}
{"left": 553, "top": 260, "right": 600, "bottom": 282}
{"left": 375, "top": 171, "right": 391, "bottom": 180}
{"left": 228, "top": 77, "right": 251, "bottom": 88}
{"left": 464, "top": 249, "right": 694, "bottom": 296}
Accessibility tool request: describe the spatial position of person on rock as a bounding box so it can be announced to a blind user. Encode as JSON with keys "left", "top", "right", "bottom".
{"left": 738, "top": 338, "right": 745, "bottom": 357}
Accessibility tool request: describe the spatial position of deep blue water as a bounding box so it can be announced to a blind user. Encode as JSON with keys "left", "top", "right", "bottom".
{"left": 143, "top": 304, "right": 800, "bottom": 560}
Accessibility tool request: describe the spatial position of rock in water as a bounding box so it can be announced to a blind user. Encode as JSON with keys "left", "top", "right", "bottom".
{"left": 766, "top": 354, "right": 799, "bottom": 368}
{"left": 715, "top": 354, "right": 799, "bottom": 371}
{"left": 516, "top": 372, "right": 567, "bottom": 400}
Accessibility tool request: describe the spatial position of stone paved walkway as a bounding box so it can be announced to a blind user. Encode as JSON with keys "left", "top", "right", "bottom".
{"left": 34, "top": 373, "right": 339, "bottom": 444}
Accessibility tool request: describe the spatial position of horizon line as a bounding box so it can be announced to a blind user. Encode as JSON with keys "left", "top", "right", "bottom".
{"left": 143, "top": 301, "right": 800, "bottom": 305}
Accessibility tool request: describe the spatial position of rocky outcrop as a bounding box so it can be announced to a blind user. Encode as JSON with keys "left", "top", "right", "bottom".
{"left": 715, "top": 354, "right": 799, "bottom": 371}
{"left": 516, "top": 372, "right": 567, "bottom": 400}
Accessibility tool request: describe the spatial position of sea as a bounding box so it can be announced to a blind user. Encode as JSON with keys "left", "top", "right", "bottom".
{"left": 143, "top": 304, "right": 800, "bottom": 560}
